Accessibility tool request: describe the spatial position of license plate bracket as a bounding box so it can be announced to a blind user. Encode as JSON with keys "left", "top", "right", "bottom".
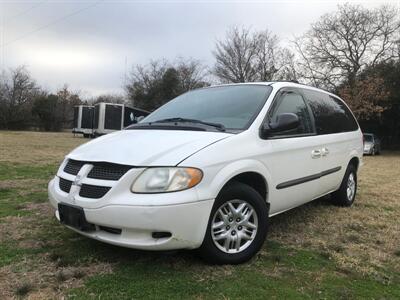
{"left": 58, "top": 203, "right": 95, "bottom": 232}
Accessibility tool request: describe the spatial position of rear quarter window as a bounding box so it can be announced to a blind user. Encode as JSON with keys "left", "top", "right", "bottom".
{"left": 302, "top": 89, "right": 358, "bottom": 134}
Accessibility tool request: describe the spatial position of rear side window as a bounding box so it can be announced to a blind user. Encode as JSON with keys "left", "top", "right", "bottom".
{"left": 269, "top": 91, "right": 314, "bottom": 136}
{"left": 302, "top": 89, "right": 358, "bottom": 134}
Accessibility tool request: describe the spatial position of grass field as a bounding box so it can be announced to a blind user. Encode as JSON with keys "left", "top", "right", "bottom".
{"left": 0, "top": 130, "right": 399, "bottom": 299}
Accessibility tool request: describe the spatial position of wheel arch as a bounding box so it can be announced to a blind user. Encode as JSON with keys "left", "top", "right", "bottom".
{"left": 222, "top": 172, "right": 268, "bottom": 203}
{"left": 203, "top": 159, "right": 271, "bottom": 204}
{"left": 348, "top": 156, "right": 360, "bottom": 171}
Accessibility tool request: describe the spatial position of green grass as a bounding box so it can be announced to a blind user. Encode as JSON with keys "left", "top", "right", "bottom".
{"left": 0, "top": 187, "right": 48, "bottom": 218}
{"left": 67, "top": 243, "right": 399, "bottom": 299}
{"left": 0, "top": 244, "right": 26, "bottom": 268}
{"left": 0, "top": 162, "right": 52, "bottom": 218}
{"left": 0, "top": 162, "right": 57, "bottom": 181}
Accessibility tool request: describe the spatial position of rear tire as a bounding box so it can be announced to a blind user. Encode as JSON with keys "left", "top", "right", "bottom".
{"left": 331, "top": 164, "right": 357, "bottom": 206}
{"left": 199, "top": 182, "right": 269, "bottom": 264}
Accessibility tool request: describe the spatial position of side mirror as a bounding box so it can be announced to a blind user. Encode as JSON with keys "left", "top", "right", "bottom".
{"left": 137, "top": 116, "right": 145, "bottom": 123}
{"left": 261, "top": 113, "right": 300, "bottom": 138}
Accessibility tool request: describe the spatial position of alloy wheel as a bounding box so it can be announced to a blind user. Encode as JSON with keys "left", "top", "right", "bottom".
{"left": 211, "top": 199, "right": 258, "bottom": 254}
{"left": 347, "top": 173, "right": 356, "bottom": 201}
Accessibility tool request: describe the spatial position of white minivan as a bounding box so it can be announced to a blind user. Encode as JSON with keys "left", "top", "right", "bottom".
{"left": 48, "top": 82, "right": 363, "bottom": 264}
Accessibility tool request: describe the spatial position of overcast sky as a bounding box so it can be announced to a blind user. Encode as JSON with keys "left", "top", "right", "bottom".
{"left": 0, "top": 0, "right": 398, "bottom": 98}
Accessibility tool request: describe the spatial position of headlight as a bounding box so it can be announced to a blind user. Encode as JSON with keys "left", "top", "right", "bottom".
{"left": 131, "top": 167, "right": 203, "bottom": 193}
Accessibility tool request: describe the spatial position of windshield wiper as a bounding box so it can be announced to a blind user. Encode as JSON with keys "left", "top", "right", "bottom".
{"left": 151, "top": 117, "right": 226, "bottom": 132}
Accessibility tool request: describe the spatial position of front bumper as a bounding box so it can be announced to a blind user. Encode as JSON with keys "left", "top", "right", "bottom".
{"left": 363, "top": 148, "right": 372, "bottom": 154}
{"left": 48, "top": 178, "right": 214, "bottom": 250}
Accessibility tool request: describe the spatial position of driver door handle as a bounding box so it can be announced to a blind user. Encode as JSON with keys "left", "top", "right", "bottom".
{"left": 321, "top": 147, "right": 329, "bottom": 156}
{"left": 311, "top": 149, "right": 321, "bottom": 159}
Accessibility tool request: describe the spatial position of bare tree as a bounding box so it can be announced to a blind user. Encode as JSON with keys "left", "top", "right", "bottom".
{"left": 57, "top": 85, "right": 82, "bottom": 127}
{"left": 175, "top": 57, "right": 209, "bottom": 91}
{"left": 125, "top": 58, "right": 209, "bottom": 111}
{"left": 91, "top": 93, "right": 126, "bottom": 104}
{"left": 213, "top": 26, "right": 296, "bottom": 83}
{"left": 213, "top": 27, "right": 259, "bottom": 83}
{"left": 254, "top": 30, "right": 279, "bottom": 81}
{"left": 125, "top": 59, "right": 169, "bottom": 110}
{"left": 294, "top": 4, "right": 400, "bottom": 90}
{"left": 0, "top": 66, "right": 40, "bottom": 129}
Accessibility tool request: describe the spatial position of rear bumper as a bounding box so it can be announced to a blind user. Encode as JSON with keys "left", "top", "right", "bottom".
{"left": 48, "top": 178, "right": 214, "bottom": 250}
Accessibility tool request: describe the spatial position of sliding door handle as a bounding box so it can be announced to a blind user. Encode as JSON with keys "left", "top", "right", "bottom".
{"left": 311, "top": 149, "right": 321, "bottom": 159}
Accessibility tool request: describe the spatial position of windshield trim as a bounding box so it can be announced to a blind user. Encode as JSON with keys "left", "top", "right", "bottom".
{"left": 139, "top": 84, "right": 273, "bottom": 132}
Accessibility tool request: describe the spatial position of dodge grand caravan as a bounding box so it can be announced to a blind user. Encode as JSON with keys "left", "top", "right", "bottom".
{"left": 48, "top": 82, "right": 363, "bottom": 264}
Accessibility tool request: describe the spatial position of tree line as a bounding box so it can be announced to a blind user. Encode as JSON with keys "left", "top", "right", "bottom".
{"left": 0, "top": 3, "right": 399, "bottom": 144}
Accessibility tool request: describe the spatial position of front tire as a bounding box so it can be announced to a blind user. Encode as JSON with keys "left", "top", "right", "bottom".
{"left": 199, "top": 182, "right": 269, "bottom": 264}
{"left": 331, "top": 164, "right": 357, "bottom": 206}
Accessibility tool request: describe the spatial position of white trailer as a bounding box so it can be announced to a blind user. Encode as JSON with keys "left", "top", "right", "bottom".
{"left": 93, "top": 103, "right": 149, "bottom": 136}
{"left": 72, "top": 105, "right": 95, "bottom": 138}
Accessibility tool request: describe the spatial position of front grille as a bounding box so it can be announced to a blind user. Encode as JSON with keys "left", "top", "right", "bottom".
{"left": 64, "top": 159, "right": 84, "bottom": 175}
{"left": 60, "top": 159, "right": 133, "bottom": 199}
{"left": 59, "top": 178, "right": 72, "bottom": 193}
{"left": 88, "top": 162, "right": 133, "bottom": 180}
{"left": 63, "top": 159, "right": 133, "bottom": 181}
{"left": 79, "top": 184, "right": 111, "bottom": 199}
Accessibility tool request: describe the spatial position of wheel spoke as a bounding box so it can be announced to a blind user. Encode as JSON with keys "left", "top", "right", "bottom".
{"left": 236, "top": 202, "right": 246, "bottom": 215}
{"left": 214, "top": 232, "right": 228, "bottom": 241}
{"left": 241, "top": 208, "right": 254, "bottom": 222}
{"left": 218, "top": 208, "right": 229, "bottom": 223}
{"left": 223, "top": 236, "right": 231, "bottom": 251}
{"left": 233, "top": 235, "right": 241, "bottom": 251}
{"left": 212, "top": 221, "right": 225, "bottom": 230}
{"left": 240, "top": 231, "right": 252, "bottom": 241}
{"left": 244, "top": 221, "right": 257, "bottom": 229}
{"left": 227, "top": 202, "right": 236, "bottom": 215}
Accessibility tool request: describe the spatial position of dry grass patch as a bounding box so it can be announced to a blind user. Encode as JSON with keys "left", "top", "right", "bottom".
{"left": 0, "top": 131, "right": 86, "bottom": 165}
{"left": 0, "top": 179, "right": 47, "bottom": 190}
{"left": 0, "top": 256, "right": 112, "bottom": 299}
{"left": 0, "top": 201, "right": 113, "bottom": 299}
{"left": 269, "top": 153, "right": 400, "bottom": 275}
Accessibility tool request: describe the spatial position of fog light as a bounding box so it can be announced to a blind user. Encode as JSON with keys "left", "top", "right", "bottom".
{"left": 152, "top": 231, "right": 172, "bottom": 239}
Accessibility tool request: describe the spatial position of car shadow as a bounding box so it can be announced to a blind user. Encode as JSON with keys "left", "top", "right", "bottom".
{"left": 58, "top": 195, "right": 334, "bottom": 266}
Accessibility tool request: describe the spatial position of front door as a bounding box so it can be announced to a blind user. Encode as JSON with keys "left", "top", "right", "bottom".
{"left": 258, "top": 88, "right": 323, "bottom": 215}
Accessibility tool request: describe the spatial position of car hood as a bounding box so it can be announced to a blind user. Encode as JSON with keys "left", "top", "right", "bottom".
{"left": 67, "top": 129, "right": 232, "bottom": 166}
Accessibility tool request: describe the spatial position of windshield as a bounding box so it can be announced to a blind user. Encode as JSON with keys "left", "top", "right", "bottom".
{"left": 364, "top": 134, "right": 373, "bottom": 142}
{"left": 141, "top": 85, "right": 272, "bottom": 130}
